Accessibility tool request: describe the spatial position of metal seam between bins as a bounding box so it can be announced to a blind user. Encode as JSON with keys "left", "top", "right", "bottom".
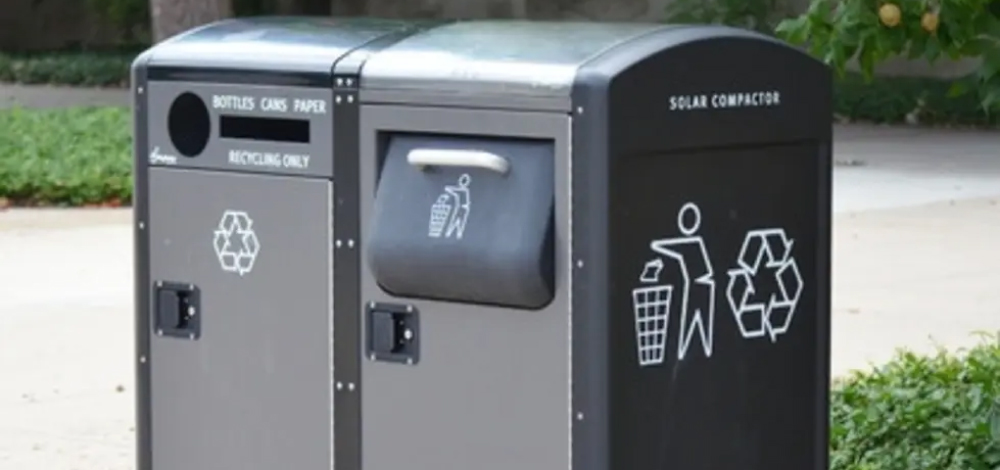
{"left": 566, "top": 116, "right": 574, "bottom": 470}
{"left": 328, "top": 182, "right": 335, "bottom": 470}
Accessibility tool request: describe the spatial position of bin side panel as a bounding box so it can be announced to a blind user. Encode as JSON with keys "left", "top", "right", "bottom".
{"left": 358, "top": 106, "right": 573, "bottom": 470}
{"left": 607, "top": 142, "right": 827, "bottom": 470}
{"left": 582, "top": 28, "right": 832, "bottom": 470}
{"left": 147, "top": 168, "right": 333, "bottom": 470}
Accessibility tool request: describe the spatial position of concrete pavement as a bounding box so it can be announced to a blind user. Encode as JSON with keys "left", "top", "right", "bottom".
{"left": 831, "top": 124, "right": 1000, "bottom": 370}
{"left": 0, "top": 84, "right": 130, "bottom": 109}
{"left": 2, "top": 124, "right": 1000, "bottom": 469}
{"left": 0, "top": 210, "right": 133, "bottom": 470}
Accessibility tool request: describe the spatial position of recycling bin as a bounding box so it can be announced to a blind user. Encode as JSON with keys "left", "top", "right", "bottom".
{"left": 130, "top": 16, "right": 440, "bottom": 470}
{"left": 356, "top": 20, "right": 832, "bottom": 470}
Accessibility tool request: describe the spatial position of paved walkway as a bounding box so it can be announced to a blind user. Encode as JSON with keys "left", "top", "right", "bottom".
{"left": 829, "top": 125, "right": 1000, "bottom": 371}
{"left": 2, "top": 83, "right": 1000, "bottom": 468}
{"left": 0, "top": 84, "right": 129, "bottom": 109}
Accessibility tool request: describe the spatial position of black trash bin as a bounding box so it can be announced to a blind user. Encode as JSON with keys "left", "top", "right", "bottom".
{"left": 130, "top": 16, "right": 443, "bottom": 470}
{"left": 357, "top": 20, "right": 831, "bottom": 470}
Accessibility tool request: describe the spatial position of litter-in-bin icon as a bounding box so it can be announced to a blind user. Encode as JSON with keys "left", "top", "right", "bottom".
{"left": 358, "top": 20, "right": 832, "bottom": 470}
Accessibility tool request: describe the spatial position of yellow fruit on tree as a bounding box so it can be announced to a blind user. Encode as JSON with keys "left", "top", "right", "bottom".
{"left": 879, "top": 3, "right": 902, "bottom": 27}
{"left": 921, "top": 11, "right": 940, "bottom": 32}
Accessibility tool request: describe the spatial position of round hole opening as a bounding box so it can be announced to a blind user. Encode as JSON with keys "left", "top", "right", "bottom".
{"left": 167, "top": 92, "right": 211, "bottom": 157}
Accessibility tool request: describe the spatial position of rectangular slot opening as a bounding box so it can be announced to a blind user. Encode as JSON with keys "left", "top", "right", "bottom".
{"left": 219, "top": 115, "right": 310, "bottom": 143}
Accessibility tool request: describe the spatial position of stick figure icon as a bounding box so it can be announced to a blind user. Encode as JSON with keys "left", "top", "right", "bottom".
{"left": 648, "top": 202, "right": 717, "bottom": 360}
{"left": 444, "top": 174, "right": 471, "bottom": 239}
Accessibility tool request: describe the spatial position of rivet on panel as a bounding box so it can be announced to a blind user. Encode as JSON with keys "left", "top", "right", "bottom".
{"left": 336, "top": 78, "right": 344, "bottom": 86}
{"left": 335, "top": 239, "right": 343, "bottom": 248}
{"left": 346, "top": 78, "right": 354, "bottom": 86}
{"left": 347, "top": 383, "right": 355, "bottom": 391}
{"left": 347, "top": 95, "right": 354, "bottom": 103}
{"left": 335, "top": 96, "right": 342, "bottom": 104}
{"left": 336, "top": 381, "right": 344, "bottom": 390}
{"left": 576, "top": 106, "right": 584, "bottom": 114}
{"left": 576, "top": 412, "right": 585, "bottom": 421}
{"left": 139, "top": 356, "right": 147, "bottom": 363}
{"left": 576, "top": 260, "right": 584, "bottom": 268}
{"left": 347, "top": 239, "right": 355, "bottom": 248}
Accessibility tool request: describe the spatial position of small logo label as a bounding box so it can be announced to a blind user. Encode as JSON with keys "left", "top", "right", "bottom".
{"left": 149, "top": 146, "right": 177, "bottom": 165}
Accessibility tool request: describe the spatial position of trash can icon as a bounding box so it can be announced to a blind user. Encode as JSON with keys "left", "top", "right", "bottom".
{"left": 632, "top": 258, "right": 673, "bottom": 366}
{"left": 428, "top": 194, "right": 452, "bottom": 238}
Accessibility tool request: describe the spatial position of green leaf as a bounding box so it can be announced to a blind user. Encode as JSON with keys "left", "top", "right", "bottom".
{"left": 858, "top": 36, "right": 878, "bottom": 78}
{"left": 908, "top": 32, "right": 929, "bottom": 59}
{"left": 981, "top": 47, "right": 1000, "bottom": 82}
{"left": 775, "top": 16, "right": 809, "bottom": 43}
{"left": 948, "top": 81, "right": 971, "bottom": 98}
{"left": 925, "top": 36, "right": 943, "bottom": 62}
{"left": 982, "top": 87, "right": 1000, "bottom": 112}
{"left": 990, "top": 401, "right": 1000, "bottom": 443}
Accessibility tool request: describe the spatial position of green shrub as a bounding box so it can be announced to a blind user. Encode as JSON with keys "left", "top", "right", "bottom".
{"left": 776, "top": 0, "right": 1000, "bottom": 112}
{"left": 833, "top": 72, "right": 999, "bottom": 126}
{"left": 832, "top": 335, "right": 1000, "bottom": 470}
{"left": 0, "top": 52, "right": 135, "bottom": 88}
{"left": 87, "top": 0, "right": 151, "bottom": 44}
{"left": 0, "top": 106, "right": 132, "bottom": 206}
{"left": 665, "top": 0, "right": 793, "bottom": 35}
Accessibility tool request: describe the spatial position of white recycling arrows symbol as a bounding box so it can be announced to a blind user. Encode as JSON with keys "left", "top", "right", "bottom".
{"left": 725, "top": 228, "right": 804, "bottom": 343}
{"left": 212, "top": 210, "right": 261, "bottom": 277}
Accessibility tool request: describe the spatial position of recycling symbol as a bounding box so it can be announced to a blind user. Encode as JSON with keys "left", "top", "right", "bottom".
{"left": 212, "top": 210, "right": 261, "bottom": 276}
{"left": 725, "top": 228, "right": 803, "bottom": 342}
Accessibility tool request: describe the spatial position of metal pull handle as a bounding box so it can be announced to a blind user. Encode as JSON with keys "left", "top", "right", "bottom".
{"left": 407, "top": 149, "right": 510, "bottom": 175}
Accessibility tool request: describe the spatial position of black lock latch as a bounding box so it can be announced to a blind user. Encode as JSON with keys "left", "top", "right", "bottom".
{"left": 366, "top": 302, "right": 419, "bottom": 365}
{"left": 154, "top": 281, "right": 201, "bottom": 340}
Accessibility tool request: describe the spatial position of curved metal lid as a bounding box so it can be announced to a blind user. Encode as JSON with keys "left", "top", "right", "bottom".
{"left": 146, "top": 17, "right": 414, "bottom": 73}
{"left": 360, "top": 20, "right": 665, "bottom": 98}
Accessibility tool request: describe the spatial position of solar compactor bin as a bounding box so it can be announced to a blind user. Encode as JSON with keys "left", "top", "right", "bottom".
{"left": 356, "top": 20, "right": 832, "bottom": 470}
{"left": 130, "top": 16, "right": 444, "bottom": 470}
{"left": 133, "top": 17, "right": 832, "bottom": 470}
